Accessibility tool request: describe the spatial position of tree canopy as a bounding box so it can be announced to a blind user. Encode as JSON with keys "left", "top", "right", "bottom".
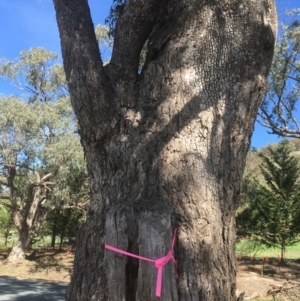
{"left": 0, "top": 47, "right": 87, "bottom": 260}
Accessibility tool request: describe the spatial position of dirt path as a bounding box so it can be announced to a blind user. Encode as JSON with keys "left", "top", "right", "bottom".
{"left": 237, "top": 270, "right": 284, "bottom": 299}
{"left": 237, "top": 260, "right": 300, "bottom": 300}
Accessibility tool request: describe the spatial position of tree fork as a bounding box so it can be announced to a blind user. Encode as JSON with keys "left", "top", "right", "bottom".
{"left": 54, "top": 0, "right": 277, "bottom": 300}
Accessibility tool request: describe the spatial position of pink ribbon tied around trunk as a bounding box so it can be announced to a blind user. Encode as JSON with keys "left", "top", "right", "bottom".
{"left": 105, "top": 229, "right": 177, "bottom": 297}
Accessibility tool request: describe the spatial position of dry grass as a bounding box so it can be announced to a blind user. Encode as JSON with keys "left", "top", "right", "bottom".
{"left": 0, "top": 248, "right": 74, "bottom": 283}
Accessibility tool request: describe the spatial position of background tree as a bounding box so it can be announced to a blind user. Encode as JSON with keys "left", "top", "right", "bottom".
{"left": 37, "top": 207, "right": 84, "bottom": 248}
{"left": 54, "top": 0, "right": 277, "bottom": 300}
{"left": 0, "top": 48, "right": 87, "bottom": 261}
{"left": 237, "top": 140, "right": 300, "bottom": 259}
{"left": 0, "top": 202, "right": 14, "bottom": 247}
{"left": 259, "top": 10, "right": 300, "bottom": 137}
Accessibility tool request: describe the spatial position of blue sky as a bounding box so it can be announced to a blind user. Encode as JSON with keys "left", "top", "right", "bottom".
{"left": 0, "top": 0, "right": 298, "bottom": 149}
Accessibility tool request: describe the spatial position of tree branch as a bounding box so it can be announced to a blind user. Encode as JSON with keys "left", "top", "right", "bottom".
{"left": 288, "top": 75, "right": 300, "bottom": 83}
{"left": 109, "top": 0, "right": 168, "bottom": 80}
{"left": 40, "top": 172, "right": 54, "bottom": 182}
{"left": 62, "top": 201, "right": 88, "bottom": 210}
{"left": 257, "top": 109, "right": 300, "bottom": 138}
{"left": 287, "top": 58, "right": 300, "bottom": 74}
{"left": 34, "top": 170, "right": 40, "bottom": 182}
{"left": 31, "top": 205, "right": 56, "bottom": 235}
{"left": 26, "top": 185, "right": 48, "bottom": 228}
{"left": 16, "top": 163, "right": 34, "bottom": 172}
{"left": 32, "top": 171, "right": 55, "bottom": 185}
{"left": 53, "top": 0, "right": 114, "bottom": 141}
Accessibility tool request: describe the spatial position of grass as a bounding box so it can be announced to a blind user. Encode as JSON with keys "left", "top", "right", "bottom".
{"left": 236, "top": 239, "right": 300, "bottom": 260}
{"left": 0, "top": 235, "right": 71, "bottom": 249}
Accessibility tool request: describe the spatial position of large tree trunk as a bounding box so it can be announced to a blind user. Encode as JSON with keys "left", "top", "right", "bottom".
{"left": 7, "top": 192, "right": 54, "bottom": 261}
{"left": 54, "top": 0, "right": 277, "bottom": 300}
{"left": 6, "top": 228, "right": 31, "bottom": 261}
{"left": 7, "top": 213, "right": 50, "bottom": 262}
{"left": 7, "top": 208, "right": 52, "bottom": 261}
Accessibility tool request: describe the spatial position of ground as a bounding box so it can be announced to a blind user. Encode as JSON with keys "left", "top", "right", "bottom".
{"left": 237, "top": 259, "right": 300, "bottom": 300}
{"left": 0, "top": 249, "right": 300, "bottom": 300}
{"left": 0, "top": 248, "right": 73, "bottom": 283}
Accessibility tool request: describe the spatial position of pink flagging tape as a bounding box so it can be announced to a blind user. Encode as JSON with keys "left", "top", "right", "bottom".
{"left": 105, "top": 228, "right": 177, "bottom": 297}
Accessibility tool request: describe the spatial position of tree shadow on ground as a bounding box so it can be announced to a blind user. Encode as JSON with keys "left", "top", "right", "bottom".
{"left": 26, "top": 250, "right": 74, "bottom": 275}
{"left": 0, "top": 249, "right": 74, "bottom": 280}
{"left": 238, "top": 258, "right": 300, "bottom": 281}
{"left": 0, "top": 275, "right": 67, "bottom": 301}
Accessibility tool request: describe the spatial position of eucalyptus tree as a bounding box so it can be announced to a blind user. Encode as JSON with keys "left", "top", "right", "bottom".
{"left": 53, "top": 0, "right": 277, "bottom": 300}
{"left": 0, "top": 48, "right": 87, "bottom": 261}
{"left": 259, "top": 10, "right": 300, "bottom": 137}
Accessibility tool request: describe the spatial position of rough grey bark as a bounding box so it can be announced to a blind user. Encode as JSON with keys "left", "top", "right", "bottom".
{"left": 53, "top": 0, "right": 277, "bottom": 300}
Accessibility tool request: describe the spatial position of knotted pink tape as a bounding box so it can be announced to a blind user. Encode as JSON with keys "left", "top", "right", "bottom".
{"left": 105, "top": 229, "right": 177, "bottom": 297}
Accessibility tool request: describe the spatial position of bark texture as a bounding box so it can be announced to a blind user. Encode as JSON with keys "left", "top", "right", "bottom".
{"left": 54, "top": 0, "right": 277, "bottom": 300}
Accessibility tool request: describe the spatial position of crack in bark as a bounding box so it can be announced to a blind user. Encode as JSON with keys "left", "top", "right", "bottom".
{"left": 125, "top": 218, "right": 139, "bottom": 301}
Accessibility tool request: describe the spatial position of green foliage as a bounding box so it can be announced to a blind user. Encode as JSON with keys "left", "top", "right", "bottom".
{"left": 36, "top": 208, "right": 83, "bottom": 247}
{"left": 0, "top": 47, "right": 67, "bottom": 102}
{"left": 236, "top": 238, "right": 266, "bottom": 257}
{"left": 236, "top": 239, "right": 300, "bottom": 260}
{"left": 0, "top": 205, "right": 10, "bottom": 231}
{"left": 244, "top": 151, "right": 264, "bottom": 184}
{"left": 139, "top": 41, "right": 148, "bottom": 71}
{"left": 0, "top": 204, "right": 15, "bottom": 247}
{"left": 95, "top": 24, "right": 110, "bottom": 44}
{"left": 94, "top": 24, "right": 112, "bottom": 65}
{"left": 237, "top": 140, "right": 300, "bottom": 258}
{"left": 0, "top": 48, "right": 88, "bottom": 245}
